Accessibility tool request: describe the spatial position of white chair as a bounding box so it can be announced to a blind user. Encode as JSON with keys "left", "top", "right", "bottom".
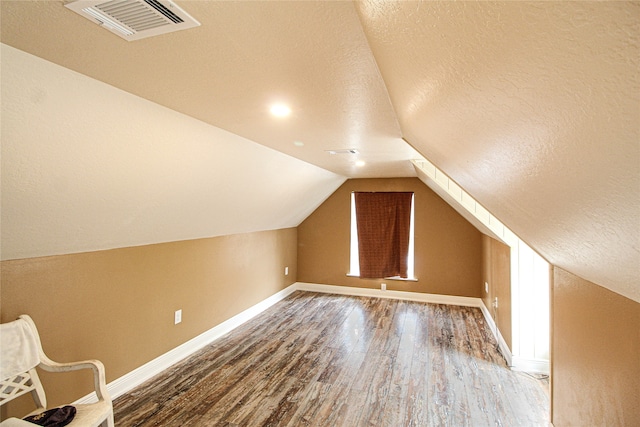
{"left": 0, "top": 315, "right": 114, "bottom": 427}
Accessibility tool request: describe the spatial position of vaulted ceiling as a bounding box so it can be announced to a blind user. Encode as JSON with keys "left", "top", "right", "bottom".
{"left": 1, "top": 1, "right": 638, "bottom": 302}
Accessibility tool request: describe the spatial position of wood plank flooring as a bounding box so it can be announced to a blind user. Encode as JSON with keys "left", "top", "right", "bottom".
{"left": 113, "top": 291, "right": 549, "bottom": 426}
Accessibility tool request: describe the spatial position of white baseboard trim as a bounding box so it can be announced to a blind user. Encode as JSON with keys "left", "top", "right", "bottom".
{"left": 511, "top": 356, "right": 550, "bottom": 375}
{"left": 295, "top": 282, "right": 483, "bottom": 307}
{"left": 75, "top": 282, "right": 521, "bottom": 404}
{"left": 74, "top": 283, "right": 299, "bottom": 404}
{"left": 476, "top": 300, "right": 550, "bottom": 374}
{"left": 478, "top": 300, "right": 513, "bottom": 367}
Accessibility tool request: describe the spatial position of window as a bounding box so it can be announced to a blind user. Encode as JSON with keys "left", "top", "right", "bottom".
{"left": 349, "top": 192, "right": 415, "bottom": 280}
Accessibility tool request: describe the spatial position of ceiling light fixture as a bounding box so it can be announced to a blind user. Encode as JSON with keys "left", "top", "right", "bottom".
{"left": 356, "top": 160, "right": 366, "bottom": 167}
{"left": 270, "top": 104, "right": 291, "bottom": 117}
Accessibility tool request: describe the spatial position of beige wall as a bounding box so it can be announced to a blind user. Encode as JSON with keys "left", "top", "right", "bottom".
{"left": 481, "top": 235, "right": 512, "bottom": 350}
{"left": 551, "top": 267, "right": 640, "bottom": 426}
{"left": 298, "top": 178, "right": 483, "bottom": 297}
{"left": 0, "top": 228, "right": 297, "bottom": 418}
{"left": 6, "top": 178, "right": 638, "bottom": 426}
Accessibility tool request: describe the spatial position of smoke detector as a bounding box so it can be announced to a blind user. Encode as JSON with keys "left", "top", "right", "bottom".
{"left": 65, "top": 0, "right": 200, "bottom": 41}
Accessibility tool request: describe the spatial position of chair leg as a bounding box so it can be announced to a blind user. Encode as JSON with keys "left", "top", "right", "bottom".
{"left": 101, "top": 412, "right": 115, "bottom": 427}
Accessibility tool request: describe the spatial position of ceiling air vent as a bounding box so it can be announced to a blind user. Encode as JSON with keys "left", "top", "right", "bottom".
{"left": 65, "top": 0, "right": 200, "bottom": 41}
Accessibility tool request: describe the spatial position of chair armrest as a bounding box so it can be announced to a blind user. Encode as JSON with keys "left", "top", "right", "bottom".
{"left": 15, "top": 316, "right": 112, "bottom": 404}
{"left": 38, "top": 357, "right": 110, "bottom": 402}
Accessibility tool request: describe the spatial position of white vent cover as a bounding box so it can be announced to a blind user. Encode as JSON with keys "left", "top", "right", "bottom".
{"left": 65, "top": 0, "right": 200, "bottom": 41}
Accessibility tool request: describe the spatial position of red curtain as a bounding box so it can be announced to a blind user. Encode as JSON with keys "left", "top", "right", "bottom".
{"left": 354, "top": 192, "right": 413, "bottom": 279}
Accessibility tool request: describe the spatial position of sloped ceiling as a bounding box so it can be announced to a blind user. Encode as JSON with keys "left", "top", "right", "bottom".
{"left": 354, "top": 1, "right": 639, "bottom": 302}
{"left": 0, "top": 0, "right": 419, "bottom": 178}
{"left": 1, "top": 44, "right": 346, "bottom": 260}
{"left": 1, "top": 1, "right": 638, "bottom": 302}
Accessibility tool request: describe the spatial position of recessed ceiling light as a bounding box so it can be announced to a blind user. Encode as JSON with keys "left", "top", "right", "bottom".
{"left": 270, "top": 104, "right": 291, "bottom": 117}
{"left": 356, "top": 160, "right": 366, "bottom": 167}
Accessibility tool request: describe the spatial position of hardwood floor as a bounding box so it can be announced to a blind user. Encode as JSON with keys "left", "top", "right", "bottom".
{"left": 113, "top": 291, "right": 549, "bottom": 426}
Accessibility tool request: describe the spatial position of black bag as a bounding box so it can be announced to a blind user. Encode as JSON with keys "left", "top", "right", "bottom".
{"left": 23, "top": 405, "right": 76, "bottom": 427}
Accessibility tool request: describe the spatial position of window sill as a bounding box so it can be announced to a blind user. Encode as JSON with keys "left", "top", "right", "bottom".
{"left": 346, "top": 273, "right": 418, "bottom": 282}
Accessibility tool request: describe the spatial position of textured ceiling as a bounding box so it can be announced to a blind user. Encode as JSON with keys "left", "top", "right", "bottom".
{"left": 355, "top": 1, "right": 639, "bottom": 302}
{"left": 1, "top": 1, "right": 638, "bottom": 302}
{"left": 0, "top": 0, "right": 419, "bottom": 178}
{"left": 1, "top": 44, "right": 346, "bottom": 260}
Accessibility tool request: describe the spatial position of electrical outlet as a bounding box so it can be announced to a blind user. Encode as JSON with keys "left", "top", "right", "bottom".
{"left": 285, "top": 266, "right": 289, "bottom": 276}
{"left": 381, "top": 283, "right": 386, "bottom": 291}
{"left": 485, "top": 281, "right": 489, "bottom": 293}
{"left": 174, "top": 309, "right": 182, "bottom": 325}
{"left": 494, "top": 297, "right": 498, "bottom": 309}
